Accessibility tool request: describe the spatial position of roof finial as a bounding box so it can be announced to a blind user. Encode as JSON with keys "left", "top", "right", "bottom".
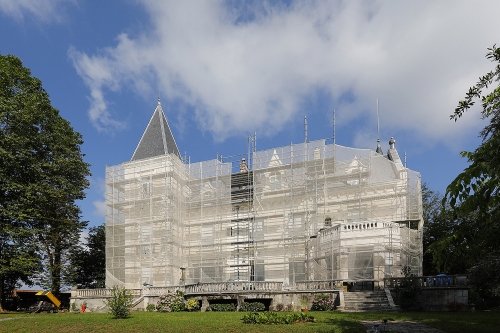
{"left": 158, "top": 88, "right": 161, "bottom": 106}
{"left": 389, "top": 137, "right": 395, "bottom": 149}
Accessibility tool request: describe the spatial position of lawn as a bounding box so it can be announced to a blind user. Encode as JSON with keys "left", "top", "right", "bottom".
{"left": 1, "top": 311, "right": 499, "bottom": 333}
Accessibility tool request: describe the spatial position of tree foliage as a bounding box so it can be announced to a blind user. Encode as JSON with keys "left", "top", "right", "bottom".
{"left": 467, "top": 257, "right": 500, "bottom": 310}
{"left": 441, "top": 45, "right": 500, "bottom": 263}
{"left": 106, "top": 286, "right": 133, "bottom": 319}
{"left": 0, "top": 54, "right": 90, "bottom": 305}
{"left": 394, "top": 266, "right": 422, "bottom": 311}
{"left": 70, "top": 225, "right": 105, "bottom": 289}
{"left": 421, "top": 184, "right": 470, "bottom": 274}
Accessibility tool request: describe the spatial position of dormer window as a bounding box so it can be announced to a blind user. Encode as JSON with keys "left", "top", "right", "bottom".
{"left": 203, "top": 182, "right": 214, "bottom": 199}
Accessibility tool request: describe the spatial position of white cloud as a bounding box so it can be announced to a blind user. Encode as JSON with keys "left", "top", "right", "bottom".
{"left": 89, "top": 177, "right": 107, "bottom": 217}
{"left": 79, "top": 229, "right": 89, "bottom": 246}
{"left": 93, "top": 200, "right": 106, "bottom": 218}
{"left": 70, "top": 0, "right": 500, "bottom": 145}
{"left": 0, "top": 0, "right": 74, "bottom": 23}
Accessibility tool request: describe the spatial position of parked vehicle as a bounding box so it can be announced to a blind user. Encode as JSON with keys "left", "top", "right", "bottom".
{"left": 28, "top": 300, "right": 59, "bottom": 313}
{"left": 25, "top": 291, "right": 61, "bottom": 313}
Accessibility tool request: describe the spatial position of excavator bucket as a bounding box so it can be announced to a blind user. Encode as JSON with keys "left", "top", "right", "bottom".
{"left": 35, "top": 291, "right": 61, "bottom": 308}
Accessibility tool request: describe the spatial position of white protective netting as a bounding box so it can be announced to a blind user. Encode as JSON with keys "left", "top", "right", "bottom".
{"left": 105, "top": 139, "right": 422, "bottom": 288}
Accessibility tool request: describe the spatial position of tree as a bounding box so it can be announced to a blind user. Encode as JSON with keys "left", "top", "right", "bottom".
{"left": 0, "top": 54, "right": 90, "bottom": 305}
{"left": 421, "top": 184, "right": 470, "bottom": 275}
{"left": 106, "top": 286, "right": 133, "bottom": 319}
{"left": 467, "top": 257, "right": 500, "bottom": 309}
{"left": 70, "top": 225, "right": 106, "bottom": 289}
{"left": 422, "top": 184, "right": 442, "bottom": 275}
{"left": 442, "top": 45, "right": 500, "bottom": 261}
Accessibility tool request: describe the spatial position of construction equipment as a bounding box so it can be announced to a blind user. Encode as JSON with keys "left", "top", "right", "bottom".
{"left": 27, "top": 291, "right": 61, "bottom": 313}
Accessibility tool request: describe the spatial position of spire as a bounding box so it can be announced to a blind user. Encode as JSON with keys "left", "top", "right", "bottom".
{"left": 131, "top": 102, "right": 181, "bottom": 161}
{"left": 375, "top": 98, "right": 383, "bottom": 154}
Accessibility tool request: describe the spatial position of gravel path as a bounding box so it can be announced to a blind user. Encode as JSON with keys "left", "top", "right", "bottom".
{"left": 362, "top": 320, "right": 444, "bottom": 333}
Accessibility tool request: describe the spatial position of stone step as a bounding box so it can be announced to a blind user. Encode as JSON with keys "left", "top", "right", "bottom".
{"left": 342, "top": 308, "right": 396, "bottom": 312}
{"left": 344, "top": 300, "right": 388, "bottom": 303}
{"left": 342, "top": 290, "right": 396, "bottom": 313}
{"left": 345, "top": 296, "right": 386, "bottom": 299}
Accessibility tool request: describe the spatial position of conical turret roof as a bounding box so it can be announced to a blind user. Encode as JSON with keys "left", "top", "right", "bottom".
{"left": 131, "top": 100, "right": 181, "bottom": 161}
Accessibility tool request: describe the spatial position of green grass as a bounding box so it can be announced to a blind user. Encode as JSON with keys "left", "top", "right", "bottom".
{"left": 1, "top": 311, "right": 499, "bottom": 333}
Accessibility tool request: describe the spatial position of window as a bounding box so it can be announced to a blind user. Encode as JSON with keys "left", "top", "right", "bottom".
{"left": 141, "top": 226, "right": 151, "bottom": 242}
{"left": 269, "top": 173, "right": 281, "bottom": 190}
{"left": 141, "top": 182, "right": 150, "bottom": 198}
{"left": 288, "top": 215, "right": 302, "bottom": 229}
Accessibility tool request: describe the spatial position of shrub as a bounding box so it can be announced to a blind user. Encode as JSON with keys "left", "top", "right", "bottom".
{"left": 105, "top": 286, "right": 134, "bottom": 319}
{"left": 241, "top": 312, "right": 315, "bottom": 324}
{"left": 311, "top": 294, "right": 336, "bottom": 311}
{"left": 275, "top": 303, "right": 285, "bottom": 311}
{"left": 394, "top": 266, "right": 422, "bottom": 311}
{"left": 239, "top": 302, "right": 265, "bottom": 312}
{"left": 156, "top": 290, "right": 186, "bottom": 312}
{"left": 468, "top": 257, "right": 500, "bottom": 310}
{"left": 186, "top": 299, "right": 201, "bottom": 312}
{"left": 146, "top": 303, "right": 156, "bottom": 312}
{"left": 206, "top": 303, "right": 236, "bottom": 312}
{"left": 446, "top": 301, "right": 465, "bottom": 312}
{"left": 285, "top": 303, "right": 295, "bottom": 312}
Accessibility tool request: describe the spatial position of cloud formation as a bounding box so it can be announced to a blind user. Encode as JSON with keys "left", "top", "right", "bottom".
{"left": 0, "top": 0, "right": 74, "bottom": 23}
{"left": 70, "top": 0, "right": 500, "bottom": 145}
{"left": 88, "top": 177, "right": 107, "bottom": 218}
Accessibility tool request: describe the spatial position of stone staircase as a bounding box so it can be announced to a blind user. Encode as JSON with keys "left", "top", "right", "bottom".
{"left": 342, "top": 290, "right": 396, "bottom": 312}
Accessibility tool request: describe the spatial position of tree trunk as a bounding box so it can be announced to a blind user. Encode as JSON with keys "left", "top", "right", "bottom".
{"left": 52, "top": 243, "right": 61, "bottom": 299}
{"left": 0, "top": 273, "right": 4, "bottom": 312}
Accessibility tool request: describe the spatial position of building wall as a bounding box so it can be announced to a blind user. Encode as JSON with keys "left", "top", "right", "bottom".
{"left": 106, "top": 139, "right": 422, "bottom": 289}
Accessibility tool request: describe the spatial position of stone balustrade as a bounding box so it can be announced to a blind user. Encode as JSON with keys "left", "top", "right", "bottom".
{"left": 185, "top": 281, "right": 283, "bottom": 294}
{"left": 73, "top": 282, "right": 283, "bottom": 298}
{"left": 145, "top": 286, "right": 185, "bottom": 296}
{"left": 73, "top": 276, "right": 466, "bottom": 299}
{"left": 384, "top": 275, "right": 467, "bottom": 288}
{"left": 73, "top": 288, "right": 142, "bottom": 298}
{"left": 295, "top": 280, "right": 343, "bottom": 291}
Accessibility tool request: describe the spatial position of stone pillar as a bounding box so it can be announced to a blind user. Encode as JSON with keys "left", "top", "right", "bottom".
{"left": 201, "top": 296, "right": 209, "bottom": 312}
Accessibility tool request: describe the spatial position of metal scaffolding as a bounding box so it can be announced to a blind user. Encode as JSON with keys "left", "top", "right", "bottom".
{"left": 106, "top": 138, "right": 422, "bottom": 289}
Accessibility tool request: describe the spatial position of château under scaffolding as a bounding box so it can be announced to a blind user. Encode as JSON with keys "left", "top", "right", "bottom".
{"left": 105, "top": 102, "right": 423, "bottom": 290}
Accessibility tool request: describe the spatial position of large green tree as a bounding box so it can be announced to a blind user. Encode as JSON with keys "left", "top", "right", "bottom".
{"left": 70, "top": 224, "right": 106, "bottom": 289}
{"left": 442, "top": 45, "right": 500, "bottom": 259}
{"left": 442, "top": 44, "right": 500, "bottom": 309}
{"left": 0, "top": 54, "right": 90, "bottom": 306}
{"left": 421, "top": 184, "right": 471, "bottom": 275}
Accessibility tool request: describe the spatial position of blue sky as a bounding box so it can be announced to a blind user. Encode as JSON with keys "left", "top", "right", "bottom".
{"left": 1, "top": 0, "right": 499, "bottom": 229}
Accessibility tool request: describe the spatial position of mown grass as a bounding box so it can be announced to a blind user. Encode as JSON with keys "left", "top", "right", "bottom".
{"left": 1, "top": 310, "right": 499, "bottom": 333}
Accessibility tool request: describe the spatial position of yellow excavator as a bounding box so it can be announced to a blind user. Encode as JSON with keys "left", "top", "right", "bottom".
{"left": 28, "top": 291, "right": 61, "bottom": 313}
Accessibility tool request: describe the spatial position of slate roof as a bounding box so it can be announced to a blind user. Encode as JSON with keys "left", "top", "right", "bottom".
{"left": 131, "top": 101, "right": 181, "bottom": 161}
